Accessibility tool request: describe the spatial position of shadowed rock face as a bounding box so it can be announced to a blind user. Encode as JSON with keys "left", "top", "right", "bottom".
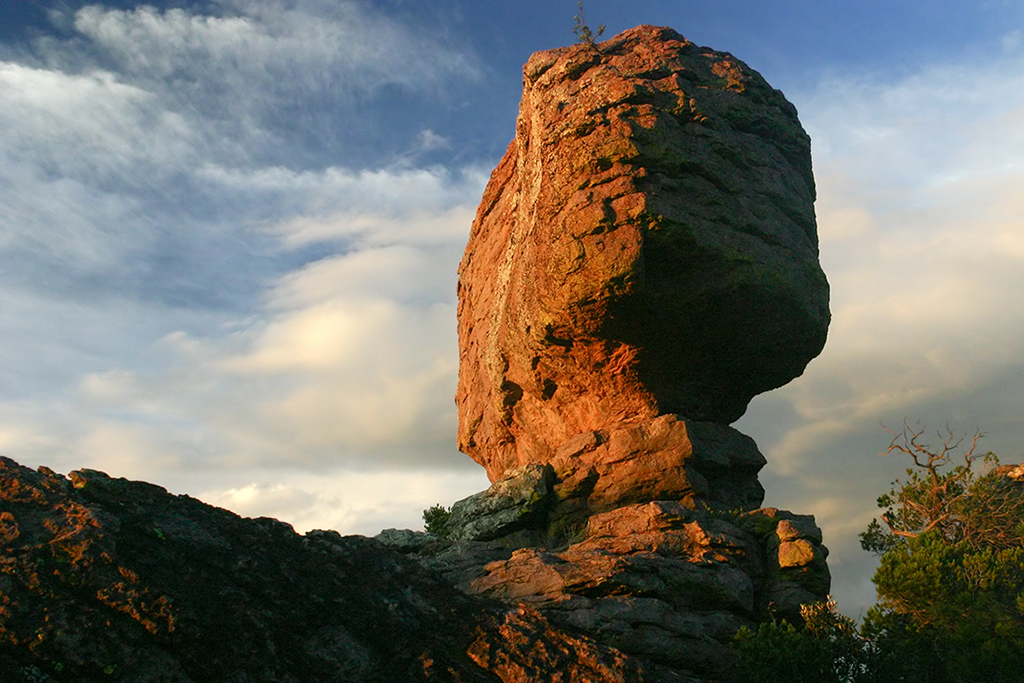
{"left": 0, "top": 457, "right": 642, "bottom": 683}
{"left": 457, "top": 25, "right": 829, "bottom": 481}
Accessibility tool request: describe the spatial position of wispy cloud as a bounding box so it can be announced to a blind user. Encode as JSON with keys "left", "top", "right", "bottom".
{"left": 39, "top": 0, "right": 481, "bottom": 167}
{"left": 0, "top": 0, "right": 490, "bottom": 529}
{"left": 737, "top": 48, "right": 1024, "bottom": 612}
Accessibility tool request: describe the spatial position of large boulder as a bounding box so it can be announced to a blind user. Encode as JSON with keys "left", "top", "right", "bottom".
{"left": 456, "top": 25, "right": 829, "bottom": 480}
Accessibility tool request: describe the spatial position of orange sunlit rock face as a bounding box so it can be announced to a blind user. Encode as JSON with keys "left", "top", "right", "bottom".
{"left": 457, "top": 25, "right": 829, "bottom": 484}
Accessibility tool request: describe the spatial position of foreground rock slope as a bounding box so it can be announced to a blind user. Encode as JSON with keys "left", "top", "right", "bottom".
{"left": 0, "top": 457, "right": 640, "bottom": 682}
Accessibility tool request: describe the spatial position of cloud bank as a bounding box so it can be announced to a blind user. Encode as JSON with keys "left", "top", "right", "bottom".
{"left": 0, "top": 0, "right": 491, "bottom": 533}
{"left": 737, "top": 44, "right": 1024, "bottom": 612}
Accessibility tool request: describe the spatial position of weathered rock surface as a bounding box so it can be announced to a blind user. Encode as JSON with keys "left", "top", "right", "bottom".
{"left": 457, "top": 25, "right": 829, "bottom": 481}
{"left": 440, "top": 417, "right": 767, "bottom": 542}
{"left": 547, "top": 416, "right": 767, "bottom": 521}
{"left": 468, "top": 605, "right": 644, "bottom": 683}
{"left": 0, "top": 457, "right": 641, "bottom": 683}
{"left": 423, "top": 501, "right": 829, "bottom": 681}
{"left": 447, "top": 464, "right": 555, "bottom": 542}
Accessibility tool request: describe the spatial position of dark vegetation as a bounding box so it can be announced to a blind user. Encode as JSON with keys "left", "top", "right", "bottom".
{"left": 731, "top": 423, "right": 1024, "bottom": 682}
{"left": 422, "top": 503, "right": 451, "bottom": 536}
{"left": 572, "top": 1, "right": 604, "bottom": 48}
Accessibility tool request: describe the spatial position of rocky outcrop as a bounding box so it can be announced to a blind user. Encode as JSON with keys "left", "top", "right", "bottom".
{"left": 423, "top": 500, "right": 829, "bottom": 681}
{"left": 447, "top": 463, "right": 555, "bottom": 542}
{"left": 456, "top": 25, "right": 829, "bottom": 482}
{"left": 435, "top": 25, "right": 834, "bottom": 682}
{"left": 546, "top": 416, "right": 767, "bottom": 523}
{"left": 0, "top": 457, "right": 641, "bottom": 682}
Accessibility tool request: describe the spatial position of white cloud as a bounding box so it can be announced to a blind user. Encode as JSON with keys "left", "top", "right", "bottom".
{"left": 0, "top": 1, "right": 490, "bottom": 539}
{"left": 70, "top": 0, "right": 475, "bottom": 93}
{"left": 0, "top": 63, "right": 184, "bottom": 272}
{"left": 49, "top": 0, "right": 480, "bottom": 169}
{"left": 0, "top": 188, "right": 481, "bottom": 468}
{"left": 0, "top": 0, "right": 483, "bottom": 304}
{"left": 196, "top": 468, "right": 489, "bottom": 535}
{"left": 0, "top": 62, "right": 194, "bottom": 172}
{"left": 738, "top": 50, "right": 1024, "bottom": 614}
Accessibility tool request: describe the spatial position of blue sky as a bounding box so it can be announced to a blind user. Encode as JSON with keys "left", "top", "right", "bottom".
{"left": 2, "top": 0, "right": 1023, "bottom": 616}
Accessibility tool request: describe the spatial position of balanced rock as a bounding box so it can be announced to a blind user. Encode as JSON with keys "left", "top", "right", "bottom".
{"left": 457, "top": 25, "right": 829, "bottom": 482}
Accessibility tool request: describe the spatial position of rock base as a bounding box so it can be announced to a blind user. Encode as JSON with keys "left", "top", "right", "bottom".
{"left": 407, "top": 499, "right": 829, "bottom": 681}
{"left": 440, "top": 416, "right": 768, "bottom": 548}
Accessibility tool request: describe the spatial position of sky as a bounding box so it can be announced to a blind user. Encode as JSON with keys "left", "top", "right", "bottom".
{"left": 1, "top": 0, "right": 1023, "bottom": 617}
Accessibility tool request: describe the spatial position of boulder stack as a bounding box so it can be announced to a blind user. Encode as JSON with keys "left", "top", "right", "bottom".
{"left": 436, "top": 25, "right": 833, "bottom": 680}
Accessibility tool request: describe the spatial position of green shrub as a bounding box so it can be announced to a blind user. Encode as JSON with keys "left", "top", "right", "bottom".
{"left": 572, "top": 1, "right": 604, "bottom": 49}
{"left": 422, "top": 504, "right": 451, "bottom": 535}
{"left": 731, "top": 599, "right": 873, "bottom": 683}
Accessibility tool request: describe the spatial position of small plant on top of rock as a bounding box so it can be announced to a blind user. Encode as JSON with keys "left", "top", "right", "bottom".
{"left": 573, "top": 1, "right": 604, "bottom": 49}
{"left": 422, "top": 504, "right": 451, "bottom": 535}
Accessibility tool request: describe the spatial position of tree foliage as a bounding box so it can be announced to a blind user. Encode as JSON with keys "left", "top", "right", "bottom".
{"left": 422, "top": 503, "right": 451, "bottom": 535}
{"left": 731, "top": 599, "right": 874, "bottom": 683}
{"left": 858, "top": 424, "right": 1024, "bottom": 681}
{"left": 733, "top": 423, "right": 1024, "bottom": 682}
{"left": 858, "top": 422, "right": 1022, "bottom": 551}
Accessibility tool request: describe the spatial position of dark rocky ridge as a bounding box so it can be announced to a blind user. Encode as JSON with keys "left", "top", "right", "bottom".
{"left": 0, "top": 457, "right": 640, "bottom": 682}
